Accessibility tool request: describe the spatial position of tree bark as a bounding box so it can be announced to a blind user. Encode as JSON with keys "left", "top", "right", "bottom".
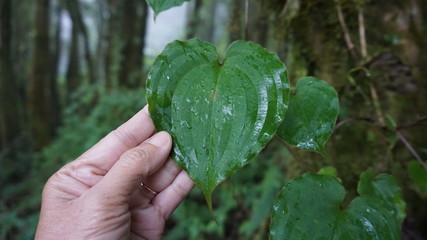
{"left": 105, "top": 0, "right": 121, "bottom": 89}
{"left": 117, "top": 0, "right": 148, "bottom": 88}
{"left": 66, "top": 13, "right": 81, "bottom": 103}
{"left": 248, "top": 0, "right": 269, "bottom": 46}
{"left": 186, "top": 0, "right": 202, "bottom": 39}
{"left": 65, "top": 0, "right": 97, "bottom": 84}
{"left": 229, "top": 0, "right": 243, "bottom": 42}
{"left": 48, "top": 0, "right": 62, "bottom": 136}
{"left": 0, "top": 0, "right": 22, "bottom": 149}
{"left": 28, "top": 0, "right": 51, "bottom": 150}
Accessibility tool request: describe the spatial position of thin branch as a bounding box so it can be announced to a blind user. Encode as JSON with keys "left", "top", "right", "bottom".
{"left": 336, "top": 2, "right": 359, "bottom": 61}
{"left": 334, "top": 117, "right": 375, "bottom": 131}
{"left": 396, "top": 131, "right": 427, "bottom": 170}
{"left": 369, "top": 83, "right": 385, "bottom": 126}
{"left": 357, "top": 5, "right": 368, "bottom": 59}
{"left": 397, "top": 117, "right": 427, "bottom": 130}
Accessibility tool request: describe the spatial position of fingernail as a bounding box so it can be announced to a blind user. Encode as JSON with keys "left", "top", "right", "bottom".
{"left": 146, "top": 132, "right": 170, "bottom": 148}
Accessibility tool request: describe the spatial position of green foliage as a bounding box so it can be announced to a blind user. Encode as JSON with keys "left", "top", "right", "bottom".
{"left": 39, "top": 87, "right": 146, "bottom": 168}
{"left": 270, "top": 172, "right": 403, "bottom": 240}
{"left": 0, "top": 87, "right": 146, "bottom": 239}
{"left": 408, "top": 161, "right": 427, "bottom": 197}
{"left": 358, "top": 171, "right": 406, "bottom": 223}
{"left": 277, "top": 77, "right": 340, "bottom": 154}
{"left": 146, "top": 0, "right": 190, "bottom": 18}
{"left": 146, "top": 39, "right": 289, "bottom": 210}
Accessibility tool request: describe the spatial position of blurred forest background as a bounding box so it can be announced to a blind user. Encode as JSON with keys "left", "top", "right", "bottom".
{"left": 1, "top": 0, "right": 427, "bottom": 239}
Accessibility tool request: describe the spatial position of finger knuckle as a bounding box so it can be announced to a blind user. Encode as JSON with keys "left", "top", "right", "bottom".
{"left": 173, "top": 183, "right": 187, "bottom": 199}
{"left": 112, "top": 127, "right": 137, "bottom": 148}
{"left": 120, "top": 146, "right": 153, "bottom": 168}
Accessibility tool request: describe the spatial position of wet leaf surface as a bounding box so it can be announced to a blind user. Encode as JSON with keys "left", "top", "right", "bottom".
{"left": 270, "top": 173, "right": 402, "bottom": 240}
{"left": 358, "top": 170, "right": 406, "bottom": 223}
{"left": 146, "top": 39, "right": 289, "bottom": 209}
{"left": 277, "top": 77, "right": 339, "bottom": 154}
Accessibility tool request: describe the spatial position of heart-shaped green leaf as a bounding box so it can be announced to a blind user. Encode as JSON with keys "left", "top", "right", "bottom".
{"left": 146, "top": 39, "right": 289, "bottom": 209}
{"left": 358, "top": 170, "right": 406, "bottom": 223}
{"left": 146, "top": 0, "right": 190, "bottom": 18}
{"left": 270, "top": 173, "right": 402, "bottom": 240}
{"left": 277, "top": 77, "right": 339, "bottom": 154}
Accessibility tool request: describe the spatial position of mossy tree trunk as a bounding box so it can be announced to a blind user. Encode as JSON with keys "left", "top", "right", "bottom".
{"left": 65, "top": 0, "right": 97, "bottom": 85}
{"left": 28, "top": 0, "right": 51, "bottom": 150}
{"left": 0, "top": 0, "right": 23, "bottom": 150}
{"left": 105, "top": 0, "right": 149, "bottom": 89}
{"left": 117, "top": 0, "right": 148, "bottom": 88}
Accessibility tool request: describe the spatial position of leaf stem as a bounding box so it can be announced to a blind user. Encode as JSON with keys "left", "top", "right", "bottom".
{"left": 275, "top": 136, "right": 317, "bottom": 171}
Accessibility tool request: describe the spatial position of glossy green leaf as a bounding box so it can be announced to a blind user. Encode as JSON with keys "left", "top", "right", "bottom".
{"left": 146, "top": 39, "right": 289, "bottom": 209}
{"left": 277, "top": 77, "right": 339, "bottom": 154}
{"left": 358, "top": 170, "right": 406, "bottom": 223}
{"left": 146, "top": 0, "right": 190, "bottom": 18}
{"left": 270, "top": 173, "right": 402, "bottom": 240}
{"left": 408, "top": 160, "right": 427, "bottom": 196}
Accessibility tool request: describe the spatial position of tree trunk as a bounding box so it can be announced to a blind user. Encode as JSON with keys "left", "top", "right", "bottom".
{"left": 229, "top": 0, "right": 243, "bottom": 42}
{"left": 248, "top": 0, "right": 269, "bottom": 46}
{"left": 0, "top": 0, "right": 22, "bottom": 149}
{"left": 28, "top": 0, "right": 51, "bottom": 150}
{"left": 96, "top": 0, "right": 108, "bottom": 85}
{"left": 117, "top": 0, "right": 148, "bottom": 88}
{"left": 66, "top": 16, "right": 81, "bottom": 103}
{"left": 105, "top": 0, "right": 121, "bottom": 89}
{"left": 48, "top": 0, "right": 62, "bottom": 136}
{"left": 206, "top": 0, "right": 217, "bottom": 42}
{"left": 65, "top": 0, "right": 97, "bottom": 85}
{"left": 186, "top": 0, "right": 202, "bottom": 39}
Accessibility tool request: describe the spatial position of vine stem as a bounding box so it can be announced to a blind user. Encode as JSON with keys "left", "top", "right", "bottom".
{"left": 358, "top": 5, "right": 368, "bottom": 59}
{"left": 336, "top": 2, "right": 359, "bottom": 61}
{"left": 369, "top": 83, "right": 385, "bottom": 126}
{"left": 396, "top": 131, "right": 427, "bottom": 170}
{"left": 274, "top": 136, "right": 317, "bottom": 172}
{"left": 397, "top": 117, "right": 427, "bottom": 130}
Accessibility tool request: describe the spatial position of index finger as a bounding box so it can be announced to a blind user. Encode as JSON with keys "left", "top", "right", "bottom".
{"left": 76, "top": 105, "right": 156, "bottom": 170}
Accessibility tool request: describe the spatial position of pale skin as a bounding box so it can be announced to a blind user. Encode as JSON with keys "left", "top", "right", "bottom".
{"left": 35, "top": 105, "right": 194, "bottom": 240}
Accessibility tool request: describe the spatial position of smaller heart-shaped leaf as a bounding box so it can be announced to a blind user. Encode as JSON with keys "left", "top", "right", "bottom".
{"left": 277, "top": 77, "right": 339, "bottom": 154}
{"left": 270, "top": 172, "right": 403, "bottom": 240}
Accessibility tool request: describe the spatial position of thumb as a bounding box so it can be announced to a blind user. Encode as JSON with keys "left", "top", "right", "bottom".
{"left": 92, "top": 131, "right": 172, "bottom": 200}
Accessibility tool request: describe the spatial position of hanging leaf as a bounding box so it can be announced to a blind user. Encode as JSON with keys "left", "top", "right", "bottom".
{"left": 408, "top": 160, "right": 427, "bottom": 196}
{"left": 146, "top": 39, "right": 289, "bottom": 210}
{"left": 146, "top": 0, "right": 190, "bottom": 18}
{"left": 270, "top": 172, "right": 403, "bottom": 240}
{"left": 277, "top": 77, "right": 339, "bottom": 154}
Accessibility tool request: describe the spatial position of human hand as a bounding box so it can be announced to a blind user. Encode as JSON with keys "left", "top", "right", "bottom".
{"left": 35, "top": 105, "right": 194, "bottom": 240}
